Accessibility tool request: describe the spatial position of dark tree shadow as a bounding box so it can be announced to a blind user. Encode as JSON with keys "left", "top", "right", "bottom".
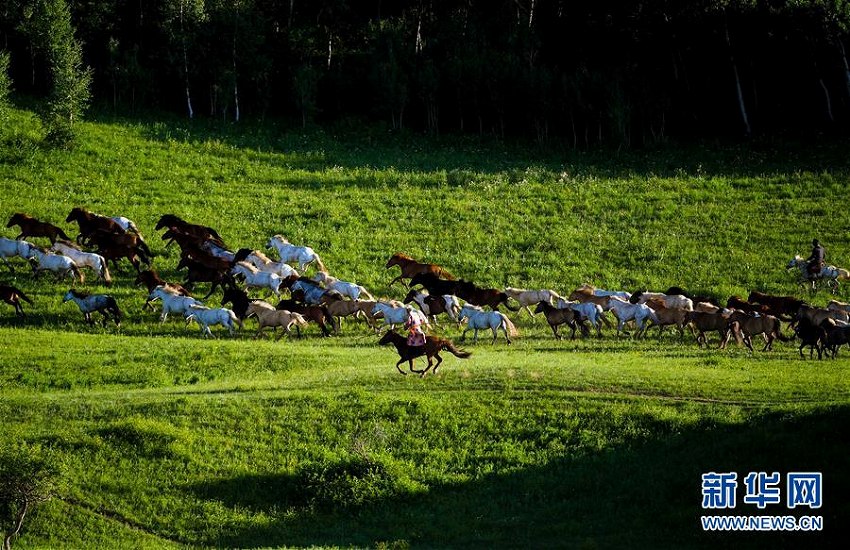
{"left": 187, "top": 406, "right": 850, "bottom": 549}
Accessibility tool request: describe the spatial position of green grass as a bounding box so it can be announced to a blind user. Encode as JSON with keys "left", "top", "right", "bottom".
{"left": 1, "top": 107, "right": 849, "bottom": 548}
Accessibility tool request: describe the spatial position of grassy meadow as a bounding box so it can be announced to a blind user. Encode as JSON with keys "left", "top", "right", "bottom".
{"left": 1, "top": 107, "right": 849, "bottom": 548}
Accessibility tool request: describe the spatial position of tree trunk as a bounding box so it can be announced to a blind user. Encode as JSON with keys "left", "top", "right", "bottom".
{"left": 838, "top": 41, "right": 850, "bottom": 102}
{"left": 180, "top": 1, "right": 194, "bottom": 119}
{"left": 3, "top": 498, "right": 29, "bottom": 550}
{"left": 725, "top": 20, "right": 750, "bottom": 136}
{"left": 819, "top": 78, "right": 834, "bottom": 122}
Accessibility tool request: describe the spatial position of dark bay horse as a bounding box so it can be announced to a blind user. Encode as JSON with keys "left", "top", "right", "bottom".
{"left": 378, "top": 330, "right": 471, "bottom": 376}
{"left": 66, "top": 207, "right": 125, "bottom": 244}
{"left": 275, "top": 298, "right": 336, "bottom": 336}
{"left": 7, "top": 213, "right": 71, "bottom": 243}
{"left": 386, "top": 252, "right": 455, "bottom": 286}
{"left": 1, "top": 284, "right": 33, "bottom": 317}
{"left": 156, "top": 214, "right": 226, "bottom": 248}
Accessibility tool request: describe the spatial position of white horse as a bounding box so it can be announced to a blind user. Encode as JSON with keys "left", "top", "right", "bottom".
{"left": 241, "top": 249, "right": 299, "bottom": 278}
{"left": 371, "top": 302, "right": 430, "bottom": 330}
{"left": 62, "top": 289, "right": 121, "bottom": 326}
{"left": 148, "top": 286, "right": 204, "bottom": 322}
{"left": 632, "top": 291, "right": 693, "bottom": 310}
{"left": 266, "top": 235, "right": 326, "bottom": 272}
{"left": 200, "top": 239, "right": 236, "bottom": 263}
{"left": 110, "top": 216, "right": 142, "bottom": 235}
{"left": 184, "top": 304, "right": 241, "bottom": 338}
{"left": 459, "top": 304, "right": 518, "bottom": 344}
{"left": 50, "top": 241, "right": 112, "bottom": 285}
{"left": 787, "top": 255, "right": 850, "bottom": 293}
{"left": 504, "top": 287, "right": 563, "bottom": 317}
{"left": 231, "top": 262, "right": 285, "bottom": 297}
{"left": 0, "top": 237, "right": 35, "bottom": 272}
{"left": 312, "top": 271, "right": 375, "bottom": 300}
{"left": 554, "top": 298, "right": 610, "bottom": 337}
{"left": 26, "top": 248, "right": 83, "bottom": 282}
{"left": 607, "top": 298, "right": 658, "bottom": 338}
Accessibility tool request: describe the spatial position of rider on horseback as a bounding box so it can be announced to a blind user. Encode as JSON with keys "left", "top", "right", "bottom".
{"left": 404, "top": 307, "right": 427, "bottom": 347}
{"left": 805, "top": 239, "right": 825, "bottom": 277}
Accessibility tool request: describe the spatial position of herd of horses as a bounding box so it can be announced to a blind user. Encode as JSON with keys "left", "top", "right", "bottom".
{"left": 3, "top": 209, "right": 850, "bottom": 376}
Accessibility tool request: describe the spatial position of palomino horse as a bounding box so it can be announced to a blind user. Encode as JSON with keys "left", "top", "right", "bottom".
{"left": 184, "top": 305, "right": 241, "bottom": 338}
{"left": 378, "top": 330, "right": 471, "bottom": 376}
{"left": 7, "top": 213, "right": 71, "bottom": 243}
{"left": 386, "top": 252, "right": 455, "bottom": 287}
{"left": 1, "top": 284, "right": 33, "bottom": 317}
{"left": 266, "top": 235, "right": 326, "bottom": 272}
{"left": 245, "top": 301, "right": 309, "bottom": 339}
{"left": 50, "top": 241, "right": 112, "bottom": 285}
{"left": 458, "top": 304, "right": 518, "bottom": 344}
{"left": 0, "top": 237, "right": 35, "bottom": 272}
{"left": 62, "top": 289, "right": 121, "bottom": 326}
{"left": 787, "top": 255, "right": 850, "bottom": 293}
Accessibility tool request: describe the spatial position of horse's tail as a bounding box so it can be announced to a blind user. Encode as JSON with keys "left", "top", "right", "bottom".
{"left": 57, "top": 228, "right": 72, "bottom": 241}
{"left": 502, "top": 314, "right": 519, "bottom": 337}
{"left": 294, "top": 312, "right": 309, "bottom": 327}
{"left": 98, "top": 255, "right": 112, "bottom": 286}
{"left": 71, "top": 264, "right": 84, "bottom": 284}
{"left": 442, "top": 340, "right": 472, "bottom": 359}
{"left": 839, "top": 268, "right": 850, "bottom": 280}
{"left": 502, "top": 293, "right": 521, "bottom": 312}
{"left": 106, "top": 296, "right": 122, "bottom": 322}
{"left": 17, "top": 289, "right": 34, "bottom": 305}
{"left": 774, "top": 319, "right": 792, "bottom": 342}
{"left": 229, "top": 309, "right": 243, "bottom": 330}
{"left": 314, "top": 256, "right": 327, "bottom": 273}
{"left": 438, "top": 267, "right": 456, "bottom": 281}
{"left": 137, "top": 239, "right": 154, "bottom": 261}
{"left": 360, "top": 286, "right": 375, "bottom": 301}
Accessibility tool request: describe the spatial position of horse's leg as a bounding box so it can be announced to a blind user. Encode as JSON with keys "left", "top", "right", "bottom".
{"left": 524, "top": 305, "right": 534, "bottom": 317}
{"left": 395, "top": 358, "right": 407, "bottom": 375}
{"left": 550, "top": 323, "right": 559, "bottom": 339}
{"left": 1, "top": 257, "right": 12, "bottom": 273}
{"left": 408, "top": 358, "right": 423, "bottom": 374}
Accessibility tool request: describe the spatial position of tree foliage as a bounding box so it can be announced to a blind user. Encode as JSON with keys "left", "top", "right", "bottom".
{"left": 0, "top": 50, "right": 11, "bottom": 124}
{"left": 0, "top": 449, "right": 58, "bottom": 550}
{"left": 2, "top": 0, "right": 850, "bottom": 145}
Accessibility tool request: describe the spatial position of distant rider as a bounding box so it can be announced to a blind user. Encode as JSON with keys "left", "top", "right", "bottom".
{"left": 805, "top": 239, "right": 825, "bottom": 277}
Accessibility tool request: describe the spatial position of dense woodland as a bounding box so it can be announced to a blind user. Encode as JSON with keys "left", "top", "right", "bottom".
{"left": 3, "top": 0, "right": 850, "bottom": 145}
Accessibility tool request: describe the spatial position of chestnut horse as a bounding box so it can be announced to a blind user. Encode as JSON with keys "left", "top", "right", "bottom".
{"left": 7, "top": 213, "right": 71, "bottom": 243}
{"left": 386, "top": 253, "right": 455, "bottom": 286}
{"left": 1, "top": 284, "right": 33, "bottom": 317}
{"left": 378, "top": 330, "right": 471, "bottom": 376}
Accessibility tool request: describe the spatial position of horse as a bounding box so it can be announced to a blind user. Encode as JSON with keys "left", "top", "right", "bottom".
{"left": 402, "top": 289, "right": 462, "bottom": 325}
{"left": 607, "top": 298, "right": 658, "bottom": 338}
{"left": 0, "top": 284, "right": 33, "bottom": 317}
{"left": 156, "top": 214, "right": 226, "bottom": 247}
{"left": 553, "top": 298, "right": 611, "bottom": 337}
{"left": 245, "top": 301, "right": 309, "bottom": 340}
{"left": 0, "top": 237, "right": 35, "bottom": 272}
{"left": 793, "top": 317, "right": 827, "bottom": 360}
{"left": 7, "top": 213, "right": 71, "bottom": 243}
{"left": 275, "top": 299, "right": 336, "bottom": 336}
{"left": 62, "top": 289, "right": 121, "bottom": 326}
{"left": 504, "top": 287, "right": 563, "bottom": 317}
{"left": 534, "top": 301, "right": 589, "bottom": 340}
{"left": 184, "top": 305, "right": 241, "bottom": 338}
{"left": 66, "top": 207, "right": 126, "bottom": 244}
{"left": 231, "top": 262, "right": 285, "bottom": 297}
{"left": 221, "top": 286, "right": 253, "bottom": 319}
{"left": 720, "top": 310, "right": 790, "bottom": 352}
{"left": 371, "top": 302, "right": 430, "bottom": 331}
{"left": 454, "top": 281, "right": 520, "bottom": 311}
{"left": 378, "top": 330, "right": 471, "bottom": 376}
{"left": 685, "top": 309, "right": 733, "bottom": 347}
{"left": 27, "top": 248, "right": 84, "bottom": 282}
{"left": 787, "top": 255, "right": 850, "bottom": 293}
{"left": 570, "top": 284, "right": 631, "bottom": 300}
{"left": 110, "top": 216, "right": 143, "bottom": 236}
{"left": 630, "top": 291, "right": 693, "bottom": 311}
{"left": 323, "top": 298, "right": 381, "bottom": 331}
{"left": 409, "top": 272, "right": 461, "bottom": 296}
{"left": 458, "top": 304, "right": 518, "bottom": 344}
{"left": 747, "top": 290, "right": 805, "bottom": 320}
{"left": 233, "top": 248, "right": 299, "bottom": 278}
{"left": 643, "top": 298, "right": 691, "bottom": 339}
{"left": 385, "top": 252, "right": 456, "bottom": 286}
{"left": 266, "top": 235, "right": 326, "bottom": 272}
{"left": 282, "top": 275, "right": 344, "bottom": 305}
{"left": 50, "top": 241, "right": 112, "bottom": 285}
{"left": 176, "top": 257, "right": 234, "bottom": 299}
{"left": 135, "top": 269, "right": 191, "bottom": 310}
{"left": 312, "top": 271, "right": 375, "bottom": 301}
{"left": 147, "top": 286, "right": 204, "bottom": 322}
{"left": 820, "top": 318, "right": 850, "bottom": 357}
{"left": 84, "top": 229, "right": 152, "bottom": 267}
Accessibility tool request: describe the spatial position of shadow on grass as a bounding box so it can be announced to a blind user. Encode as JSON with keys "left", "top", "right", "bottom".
{"left": 188, "top": 407, "right": 849, "bottom": 549}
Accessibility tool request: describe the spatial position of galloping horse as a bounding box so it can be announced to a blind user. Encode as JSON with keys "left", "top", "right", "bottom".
{"left": 313, "top": 271, "right": 375, "bottom": 301}
{"left": 66, "top": 207, "right": 126, "bottom": 244}
{"left": 385, "top": 253, "right": 455, "bottom": 287}
{"left": 266, "top": 235, "right": 326, "bottom": 272}
{"left": 50, "top": 241, "right": 112, "bottom": 285}
{"left": 7, "top": 213, "right": 71, "bottom": 243}
{"left": 0, "top": 237, "right": 35, "bottom": 272}
{"left": 184, "top": 305, "right": 241, "bottom": 338}
{"left": 378, "top": 330, "right": 471, "bottom": 376}
{"left": 27, "top": 248, "right": 84, "bottom": 282}
{"left": 156, "top": 214, "right": 226, "bottom": 247}
{"left": 1, "top": 284, "right": 33, "bottom": 317}
{"left": 62, "top": 289, "right": 121, "bottom": 326}
{"left": 233, "top": 248, "right": 299, "bottom": 278}
{"left": 787, "top": 255, "right": 850, "bottom": 293}
{"left": 458, "top": 304, "right": 518, "bottom": 344}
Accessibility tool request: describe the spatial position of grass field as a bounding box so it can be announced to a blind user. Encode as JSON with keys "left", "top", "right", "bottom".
{"left": 1, "top": 107, "right": 849, "bottom": 548}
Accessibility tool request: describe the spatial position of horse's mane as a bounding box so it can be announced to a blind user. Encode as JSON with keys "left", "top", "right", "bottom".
{"left": 234, "top": 261, "right": 259, "bottom": 273}
{"left": 55, "top": 239, "right": 80, "bottom": 250}
{"left": 271, "top": 234, "right": 289, "bottom": 243}
{"left": 391, "top": 252, "right": 415, "bottom": 260}
{"left": 68, "top": 289, "right": 89, "bottom": 298}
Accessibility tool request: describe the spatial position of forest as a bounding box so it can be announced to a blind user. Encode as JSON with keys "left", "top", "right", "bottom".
{"left": 2, "top": 1, "right": 850, "bottom": 146}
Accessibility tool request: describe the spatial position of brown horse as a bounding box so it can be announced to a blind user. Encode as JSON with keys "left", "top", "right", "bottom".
{"left": 1, "top": 284, "right": 33, "bottom": 317}
{"left": 386, "top": 253, "right": 455, "bottom": 286}
{"left": 156, "top": 214, "right": 225, "bottom": 247}
{"left": 7, "top": 213, "right": 71, "bottom": 243}
{"left": 747, "top": 290, "right": 805, "bottom": 320}
{"left": 66, "top": 207, "right": 125, "bottom": 244}
{"left": 378, "top": 330, "right": 471, "bottom": 376}
{"left": 275, "top": 298, "right": 336, "bottom": 336}
{"left": 454, "top": 280, "right": 520, "bottom": 311}
{"left": 176, "top": 257, "right": 234, "bottom": 299}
